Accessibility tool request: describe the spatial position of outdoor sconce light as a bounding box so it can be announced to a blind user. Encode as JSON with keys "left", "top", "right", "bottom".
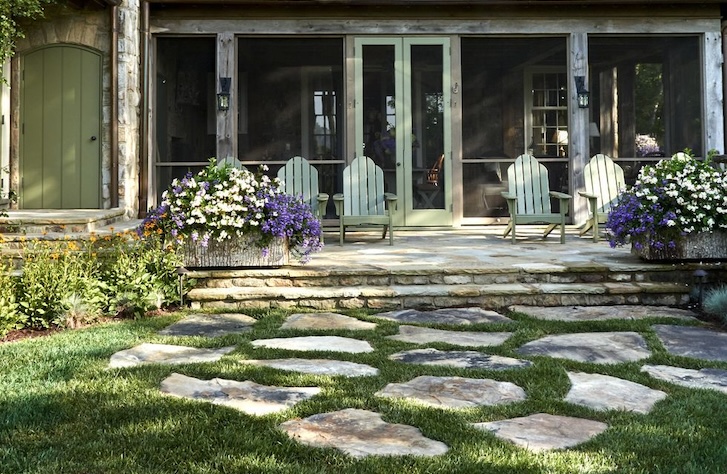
{"left": 217, "top": 77, "right": 231, "bottom": 111}
{"left": 574, "top": 75, "right": 589, "bottom": 108}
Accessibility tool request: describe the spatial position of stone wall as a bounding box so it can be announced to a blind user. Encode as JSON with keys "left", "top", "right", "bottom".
{"left": 117, "top": 0, "right": 141, "bottom": 218}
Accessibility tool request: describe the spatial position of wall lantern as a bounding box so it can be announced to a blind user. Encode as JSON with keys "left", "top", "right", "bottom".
{"left": 217, "top": 77, "right": 231, "bottom": 111}
{"left": 574, "top": 75, "right": 589, "bottom": 108}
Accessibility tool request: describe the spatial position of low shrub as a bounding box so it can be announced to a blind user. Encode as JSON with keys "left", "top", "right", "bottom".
{"left": 703, "top": 285, "right": 727, "bottom": 325}
{"left": 3, "top": 230, "right": 187, "bottom": 332}
{"left": 0, "top": 256, "right": 21, "bottom": 337}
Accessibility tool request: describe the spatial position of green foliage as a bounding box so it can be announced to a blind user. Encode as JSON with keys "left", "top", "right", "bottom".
{"left": 16, "top": 238, "right": 101, "bottom": 328}
{"left": 98, "top": 233, "right": 183, "bottom": 318}
{"left": 0, "top": 256, "right": 21, "bottom": 337}
{"left": 3, "top": 231, "right": 185, "bottom": 331}
{"left": 703, "top": 286, "right": 727, "bottom": 324}
{"left": 0, "top": 0, "right": 59, "bottom": 66}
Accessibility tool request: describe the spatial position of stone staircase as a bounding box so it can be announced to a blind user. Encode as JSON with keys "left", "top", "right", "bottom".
{"left": 185, "top": 261, "right": 712, "bottom": 311}
{"left": 0, "top": 209, "right": 141, "bottom": 269}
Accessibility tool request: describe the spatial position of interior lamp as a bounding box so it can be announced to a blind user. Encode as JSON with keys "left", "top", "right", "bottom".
{"left": 217, "top": 77, "right": 231, "bottom": 111}
{"left": 574, "top": 75, "right": 589, "bottom": 108}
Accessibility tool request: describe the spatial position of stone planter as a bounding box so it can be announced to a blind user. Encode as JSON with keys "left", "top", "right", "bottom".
{"left": 182, "top": 235, "right": 289, "bottom": 268}
{"left": 0, "top": 198, "right": 9, "bottom": 210}
{"left": 632, "top": 231, "right": 727, "bottom": 261}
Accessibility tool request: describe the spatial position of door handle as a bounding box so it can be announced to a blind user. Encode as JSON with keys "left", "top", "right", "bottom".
{"left": 396, "top": 162, "right": 401, "bottom": 167}
{"left": 90, "top": 136, "right": 97, "bottom": 141}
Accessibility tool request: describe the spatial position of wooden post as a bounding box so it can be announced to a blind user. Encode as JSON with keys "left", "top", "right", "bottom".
{"left": 704, "top": 31, "right": 725, "bottom": 155}
{"left": 570, "top": 33, "right": 589, "bottom": 225}
{"left": 217, "top": 32, "right": 237, "bottom": 165}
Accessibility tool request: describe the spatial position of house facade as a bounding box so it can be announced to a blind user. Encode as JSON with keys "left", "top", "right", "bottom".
{"left": 5, "top": 0, "right": 726, "bottom": 227}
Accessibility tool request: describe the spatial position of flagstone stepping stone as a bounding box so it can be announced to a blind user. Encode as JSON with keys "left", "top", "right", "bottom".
{"left": 516, "top": 332, "right": 651, "bottom": 364}
{"left": 473, "top": 413, "right": 608, "bottom": 452}
{"left": 279, "top": 408, "right": 449, "bottom": 458}
{"left": 160, "top": 373, "right": 320, "bottom": 416}
{"left": 510, "top": 305, "right": 698, "bottom": 322}
{"left": 652, "top": 324, "right": 727, "bottom": 362}
{"left": 386, "top": 325, "right": 513, "bottom": 347}
{"left": 642, "top": 364, "right": 727, "bottom": 394}
{"left": 564, "top": 372, "right": 667, "bottom": 414}
{"left": 389, "top": 348, "right": 532, "bottom": 370}
{"left": 251, "top": 336, "right": 374, "bottom": 353}
{"left": 157, "top": 313, "right": 256, "bottom": 337}
{"left": 375, "top": 375, "right": 526, "bottom": 409}
{"left": 280, "top": 312, "right": 377, "bottom": 330}
{"left": 373, "top": 307, "right": 512, "bottom": 326}
{"left": 108, "top": 343, "right": 236, "bottom": 368}
{"left": 240, "top": 358, "right": 379, "bottom": 377}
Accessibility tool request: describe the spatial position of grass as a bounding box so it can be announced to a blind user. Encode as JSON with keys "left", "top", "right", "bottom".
{"left": 2, "top": 308, "right": 727, "bottom": 473}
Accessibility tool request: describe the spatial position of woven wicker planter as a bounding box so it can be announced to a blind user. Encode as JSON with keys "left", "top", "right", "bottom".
{"left": 632, "top": 231, "right": 727, "bottom": 261}
{"left": 182, "top": 235, "right": 289, "bottom": 268}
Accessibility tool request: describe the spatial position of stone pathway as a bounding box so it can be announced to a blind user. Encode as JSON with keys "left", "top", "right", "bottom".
{"left": 389, "top": 348, "right": 532, "bottom": 370}
{"left": 386, "top": 325, "right": 513, "bottom": 347}
{"left": 517, "top": 332, "right": 652, "bottom": 364}
{"left": 157, "top": 313, "right": 256, "bottom": 337}
{"left": 107, "top": 304, "right": 727, "bottom": 456}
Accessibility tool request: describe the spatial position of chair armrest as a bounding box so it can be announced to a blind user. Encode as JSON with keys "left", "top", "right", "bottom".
{"left": 501, "top": 192, "right": 517, "bottom": 215}
{"left": 549, "top": 191, "right": 572, "bottom": 200}
{"left": 384, "top": 193, "right": 398, "bottom": 211}
{"left": 578, "top": 191, "right": 597, "bottom": 200}
{"left": 332, "top": 193, "right": 344, "bottom": 217}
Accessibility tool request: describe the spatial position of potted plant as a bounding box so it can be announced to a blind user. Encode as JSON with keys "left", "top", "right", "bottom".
{"left": 606, "top": 150, "right": 727, "bottom": 260}
{"left": 138, "top": 159, "right": 323, "bottom": 267}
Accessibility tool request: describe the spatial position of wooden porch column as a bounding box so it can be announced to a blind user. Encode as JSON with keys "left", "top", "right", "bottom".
{"left": 570, "top": 32, "right": 589, "bottom": 226}
{"left": 704, "top": 31, "right": 725, "bottom": 155}
{"left": 217, "top": 32, "right": 237, "bottom": 165}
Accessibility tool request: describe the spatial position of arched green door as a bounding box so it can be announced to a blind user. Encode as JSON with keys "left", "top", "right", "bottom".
{"left": 20, "top": 45, "right": 101, "bottom": 209}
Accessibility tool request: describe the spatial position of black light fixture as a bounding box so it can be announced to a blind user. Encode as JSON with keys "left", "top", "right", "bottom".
{"left": 574, "top": 75, "right": 589, "bottom": 108}
{"left": 217, "top": 77, "right": 231, "bottom": 111}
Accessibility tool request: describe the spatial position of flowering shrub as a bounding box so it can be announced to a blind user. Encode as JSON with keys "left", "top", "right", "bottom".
{"left": 139, "top": 160, "right": 323, "bottom": 263}
{"left": 606, "top": 152, "right": 727, "bottom": 252}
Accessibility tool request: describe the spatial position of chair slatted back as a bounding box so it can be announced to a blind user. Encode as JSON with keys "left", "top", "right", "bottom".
{"left": 583, "top": 154, "right": 625, "bottom": 214}
{"left": 342, "top": 156, "right": 386, "bottom": 216}
{"left": 277, "top": 156, "right": 321, "bottom": 213}
{"left": 507, "top": 154, "right": 552, "bottom": 215}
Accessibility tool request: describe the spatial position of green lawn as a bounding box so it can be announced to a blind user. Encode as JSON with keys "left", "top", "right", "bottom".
{"left": 2, "top": 308, "right": 727, "bottom": 474}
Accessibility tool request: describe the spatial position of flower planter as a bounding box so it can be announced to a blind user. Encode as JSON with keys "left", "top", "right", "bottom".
{"left": 182, "top": 235, "right": 289, "bottom": 268}
{"left": 632, "top": 231, "right": 727, "bottom": 261}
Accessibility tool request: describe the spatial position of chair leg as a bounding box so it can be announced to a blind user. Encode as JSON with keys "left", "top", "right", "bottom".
{"left": 543, "top": 223, "right": 557, "bottom": 239}
{"left": 381, "top": 225, "right": 388, "bottom": 240}
{"left": 511, "top": 220, "right": 517, "bottom": 244}
{"left": 579, "top": 219, "right": 593, "bottom": 236}
{"left": 502, "top": 222, "right": 513, "bottom": 238}
{"left": 339, "top": 220, "right": 345, "bottom": 246}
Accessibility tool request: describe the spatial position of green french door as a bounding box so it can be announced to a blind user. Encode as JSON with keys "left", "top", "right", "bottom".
{"left": 354, "top": 37, "right": 451, "bottom": 226}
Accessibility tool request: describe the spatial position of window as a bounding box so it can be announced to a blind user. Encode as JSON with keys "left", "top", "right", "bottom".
{"left": 526, "top": 69, "right": 568, "bottom": 158}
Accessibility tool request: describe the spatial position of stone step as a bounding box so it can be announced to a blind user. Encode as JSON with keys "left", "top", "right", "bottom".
{"left": 187, "top": 264, "right": 702, "bottom": 289}
{"left": 0, "top": 208, "right": 129, "bottom": 234}
{"left": 186, "top": 281, "right": 690, "bottom": 311}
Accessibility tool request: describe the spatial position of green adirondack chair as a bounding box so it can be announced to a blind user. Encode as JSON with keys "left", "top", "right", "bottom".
{"left": 333, "top": 156, "right": 398, "bottom": 245}
{"left": 277, "top": 156, "right": 329, "bottom": 219}
{"left": 501, "top": 154, "right": 572, "bottom": 244}
{"left": 578, "top": 154, "right": 625, "bottom": 242}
